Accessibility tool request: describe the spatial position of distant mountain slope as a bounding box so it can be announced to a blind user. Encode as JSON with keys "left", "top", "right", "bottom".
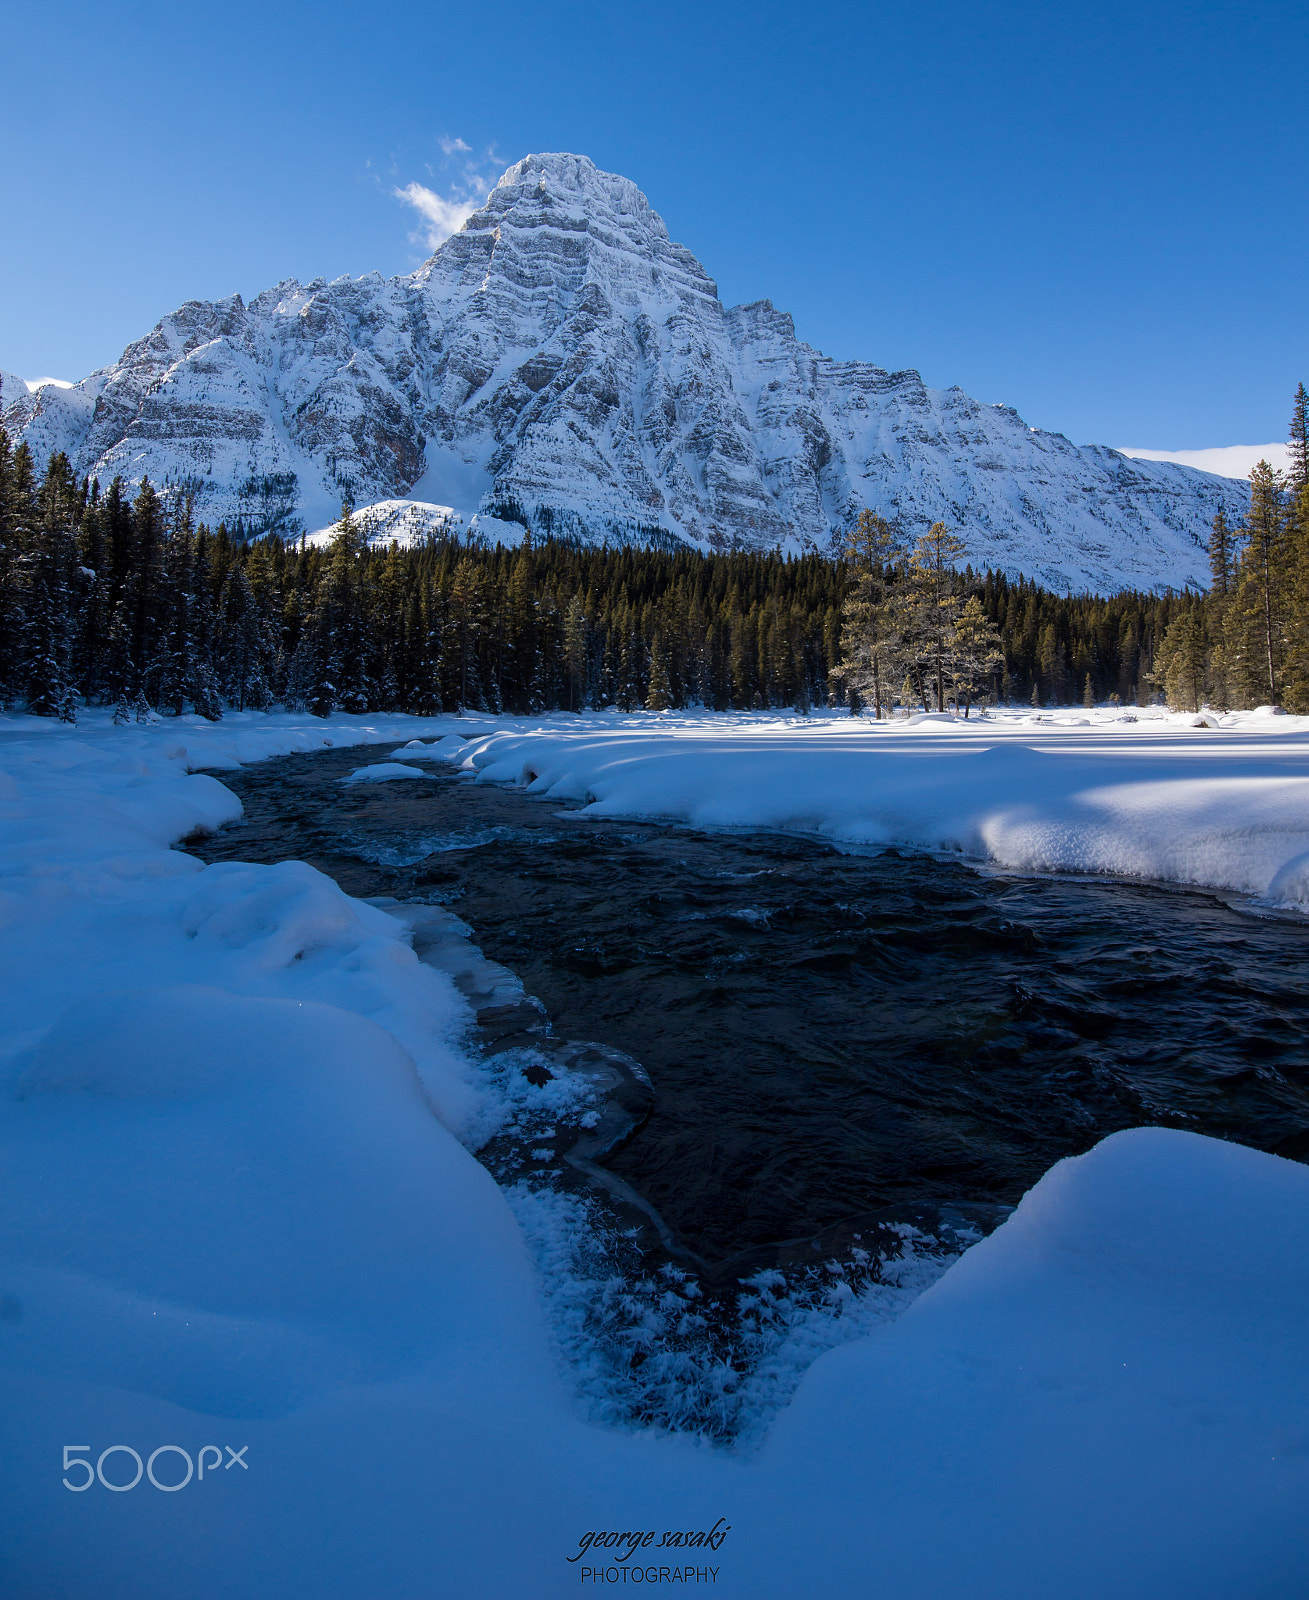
{"left": 302, "top": 499, "right": 462, "bottom": 551}
{"left": 1, "top": 153, "right": 1248, "bottom": 591}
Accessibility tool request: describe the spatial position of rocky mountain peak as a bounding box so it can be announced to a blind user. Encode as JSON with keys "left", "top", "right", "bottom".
{"left": 1, "top": 153, "right": 1249, "bottom": 592}
{"left": 489, "top": 152, "right": 661, "bottom": 225}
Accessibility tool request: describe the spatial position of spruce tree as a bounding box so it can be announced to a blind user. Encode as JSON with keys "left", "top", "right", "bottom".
{"left": 1289, "top": 382, "right": 1309, "bottom": 499}
{"left": 951, "top": 595, "right": 1003, "bottom": 715}
{"left": 1154, "top": 608, "right": 1207, "bottom": 711}
{"left": 21, "top": 453, "right": 79, "bottom": 720}
{"left": 446, "top": 555, "right": 486, "bottom": 711}
{"left": 129, "top": 478, "right": 166, "bottom": 701}
{"left": 217, "top": 561, "right": 274, "bottom": 711}
{"left": 563, "top": 592, "right": 588, "bottom": 710}
{"left": 905, "top": 521, "right": 966, "bottom": 711}
{"left": 1037, "top": 621, "right": 1070, "bottom": 704}
{"left": 1280, "top": 480, "right": 1309, "bottom": 712}
{"left": 0, "top": 431, "right": 33, "bottom": 707}
{"left": 1234, "top": 461, "right": 1289, "bottom": 704}
{"left": 645, "top": 638, "right": 672, "bottom": 710}
{"left": 1208, "top": 511, "right": 1235, "bottom": 597}
{"left": 835, "top": 509, "right": 902, "bottom": 718}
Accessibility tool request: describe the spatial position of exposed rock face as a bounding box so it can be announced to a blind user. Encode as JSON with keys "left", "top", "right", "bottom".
{"left": 2, "top": 153, "right": 1246, "bottom": 590}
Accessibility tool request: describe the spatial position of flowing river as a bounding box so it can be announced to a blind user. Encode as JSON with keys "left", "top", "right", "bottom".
{"left": 191, "top": 740, "right": 1309, "bottom": 1273}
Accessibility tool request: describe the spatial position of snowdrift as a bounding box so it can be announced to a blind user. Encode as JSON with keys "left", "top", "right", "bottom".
{"left": 0, "top": 707, "right": 1305, "bottom": 1598}
{"left": 456, "top": 705, "right": 1309, "bottom": 913}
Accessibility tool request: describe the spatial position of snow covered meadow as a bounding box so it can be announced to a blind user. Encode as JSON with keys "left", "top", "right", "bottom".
{"left": 1, "top": 704, "right": 1307, "bottom": 1597}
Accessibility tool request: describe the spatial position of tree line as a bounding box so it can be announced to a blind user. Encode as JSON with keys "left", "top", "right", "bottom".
{"left": 1152, "top": 384, "right": 1309, "bottom": 712}
{"left": 835, "top": 513, "right": 1197, "bottom": 716}
{"left": 837, "top": 384, "right": 1309, "bottom": 717}
{"left": 0, "top": 389, "right": 1302, "bottom": 725}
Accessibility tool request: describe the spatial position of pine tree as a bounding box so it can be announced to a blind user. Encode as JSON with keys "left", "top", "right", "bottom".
{"left": 616, "top": 615, "right": 640, "bottom": 711}
{"left": 504, "top": 543, "right": 538, "bottom": 713}
{"left": 156, "top": 501, "right": 197, "bottom": 716}
{"left": 217, "top": 563, "right": 273, "bottom": 711}
{"left": 905, "top": 521, "right": 967, "bottom": 711}
{"left": 305, "top": 501, "right": 372, "bottom": 715}
{"left": 129, "top": 478, "right": 166, "bottom": 702}
{"left": 1233, "top": 461, "right": 1289, "bottom": 704}
{"left": 1280, "top": 480, "right": 1309, "bottom": 712}
{"left": 406, "top": 588, "right": 442, "bottom": 714}
{"left": 834, "top": 509, "right": 902, "bottom": 718}
{"left": 1289, "top": 382, "right": 1309, "bottom": 499}
{"left": 21, "top": 453, "right": 79, "bottom": 720}
{"left": 951, "top": 595, "right": 1003, "bottom": 715}
{"left": 188, "top": 532, "right": 223, "bottom": 719}
{"left": 0, "top": 432, "right": 34, "bottom": 707}
{"left": 645, "top": 637, "right": 671, "bottom": 710}
{"left": 284, "top": 629, "right": 318, "bottom": 714}
{"left": 446, "top": 555, "right": 487, "bottom": 711}
{"left": 1208, "top": 511, "right": 1235, "bottom": 597}
{"left": 563, "top": 592, "right": 588, "bottom": 711}
{"left": 1037, "top": 621, "right": 1069, "bottom": 704}
{"left": 1154, "top": 607, "right": 1207, "bottom": 711}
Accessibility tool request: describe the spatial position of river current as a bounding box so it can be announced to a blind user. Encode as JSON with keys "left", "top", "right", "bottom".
{"left": 191, "top": 741, "right": 1309, "bottom": 1268}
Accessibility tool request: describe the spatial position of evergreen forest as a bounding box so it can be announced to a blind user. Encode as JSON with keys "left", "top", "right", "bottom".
{"left": 1, "top": 384, "right": 1304, "bottom": 724}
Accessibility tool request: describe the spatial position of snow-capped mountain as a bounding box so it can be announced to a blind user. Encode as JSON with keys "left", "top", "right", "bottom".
{"left": 1, "top": 153, "right": 1247, "bottom": 591}
{"left": 302, "top": 499, "right": 462, "bottom": 551}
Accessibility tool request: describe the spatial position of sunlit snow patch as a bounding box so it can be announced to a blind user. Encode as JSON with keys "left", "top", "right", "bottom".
{"left": 303, "top": 499, "right": 462, "bottom": 550}
{"left": 341, "top": 762, "right": 434, "bottom": 784}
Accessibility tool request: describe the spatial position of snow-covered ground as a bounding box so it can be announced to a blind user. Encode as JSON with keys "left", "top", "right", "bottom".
{"left": 456, "top": 703, "right": 1309, "bottom": 914}
{"left": 1, "top": 706, "right": 1306, "bottom": 1598}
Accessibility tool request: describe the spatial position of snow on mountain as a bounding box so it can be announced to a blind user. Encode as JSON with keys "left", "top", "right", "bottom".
{"left": 1, "top": 153, "right": 1250, "bottom": 591}
{"left": 303, "top": 498, "right": 462, "bottom": 551}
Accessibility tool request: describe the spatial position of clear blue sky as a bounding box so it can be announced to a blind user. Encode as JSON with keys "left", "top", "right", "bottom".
{"left": 3, "top": 0, "right": 1304, "bottom": 448}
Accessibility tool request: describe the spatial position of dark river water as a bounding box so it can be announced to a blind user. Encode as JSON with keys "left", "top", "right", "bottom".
{"left": 192, "top": 742, "right": 1309, "bottom": 1267}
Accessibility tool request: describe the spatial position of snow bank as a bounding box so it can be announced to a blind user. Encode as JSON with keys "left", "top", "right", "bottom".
{"left": 1, "top": 707, "right": 1306, "bottom": 1597}
{"left": 455, "top": 706, "right": 1309, "bottom": 911}
{"left": 340, "top": 760, "right": 434, "bottom": 782}
{"left": 4, "top": 986, "right": 551, "bottom": 1413}
{"left": 741, "top": 1129, "right": 1309, "bottom": 1599}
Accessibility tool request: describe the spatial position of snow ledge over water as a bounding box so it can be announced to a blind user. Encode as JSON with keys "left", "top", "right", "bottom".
{"left": 453, "top": 704, "right": 1309, "bottom": 915}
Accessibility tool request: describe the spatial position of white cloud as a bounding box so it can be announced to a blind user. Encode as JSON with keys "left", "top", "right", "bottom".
{"left": 393, "top": 138, "right": 503, "bottom": 253}
{"left": 1117, "top": 443, "right": 1291, "bottom": 481}
{"left": 393, "top": 181, "right": 483, "bottom": 250}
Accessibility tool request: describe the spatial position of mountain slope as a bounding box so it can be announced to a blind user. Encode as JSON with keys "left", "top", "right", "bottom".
{"left": 1, "top": 153, "right": 1247, "bottom": 591}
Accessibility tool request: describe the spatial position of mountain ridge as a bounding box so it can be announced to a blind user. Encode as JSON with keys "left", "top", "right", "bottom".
{"left": 1, "top": 152, "right": 1247, "bottom": 591}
